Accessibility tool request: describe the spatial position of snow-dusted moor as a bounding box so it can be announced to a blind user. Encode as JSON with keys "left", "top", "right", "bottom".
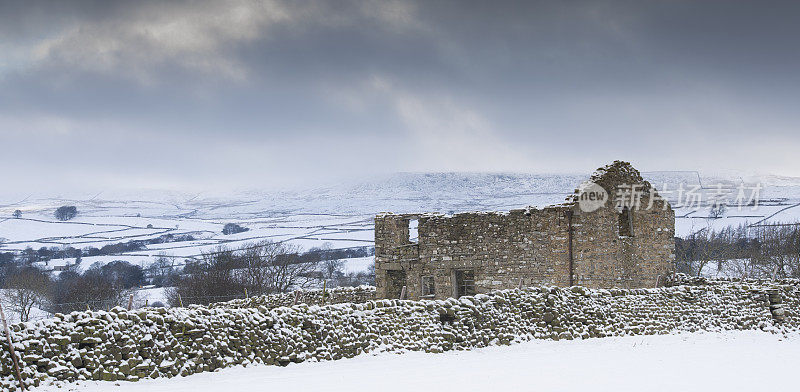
{"left": 3, "top": 170, "right": 800, "bottom": 278}
{"left": 4, "top": 1, "right": 800, "bottom": 391}
{"left": 2, "top": 169, "right": 800, "bottom": 391}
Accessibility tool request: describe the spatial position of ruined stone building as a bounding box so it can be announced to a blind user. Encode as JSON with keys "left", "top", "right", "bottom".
{"left": 374, "top": 161, "right": 675, "bottom": 300}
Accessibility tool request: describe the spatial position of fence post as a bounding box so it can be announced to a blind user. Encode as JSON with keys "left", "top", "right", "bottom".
{"left": 178, "top": 294, "right": 184, "bottom": 308}
{"left": 399, "top": 285, "right": 407, "bottom": 300}
{"left": 293, "top": 290, "right": 301, "bottom": 306}
{"left": 0, "top": 302, "right": 25, "bottom": 391}
{"left": 127, "top": 294, "right": 134, "bottom": 311}
{"left": 245, "top": 288, "right": 248, "bottom": 299}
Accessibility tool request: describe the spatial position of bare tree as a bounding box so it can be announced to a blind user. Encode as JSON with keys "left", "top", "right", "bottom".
{"left": 321, "top": 259, "right": 344, "bottom": 281}
{"left": 751, "top": 224, "right": 800, "bottom": 279}
{"left": 690, "top": 229, "right": 725, "bottom": 276}
{"left": 242, "top": 243, "right": 274, "bottom": 295}
{"left": 168, "top": 242, "right": 321, "bottom": 306}
{"left": 147, "top": 254, "right": 176, "bottom": 287}
{"left": 709, "top": 203, "right": 726, "bottom": 219}
{"left": 676, "top": 223, "right": 739, "bottom": 277}
{"left": 242, "top": 241, "right": 317, "bottom": 294}
{"left": 167, "top": 246, "right": 244, "bottom": 306}
{"left": 725, "top": 258, "right": 756, "bottom": 279}
{"left": 2, "top": 267, "right": 52, "bottom": 322}
{"left": 50, "top": 265, "right": 127, "bottom": 313}
{"left": 675, "top": 221, "right": 800, "bottom": 279}
{"left": 336, "top": 270, "right": 375, "bottom": 287}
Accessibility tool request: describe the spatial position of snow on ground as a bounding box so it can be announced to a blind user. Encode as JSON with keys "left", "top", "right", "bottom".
{"left": 0, "top": 286, "right": 171, "bottom": 322}
{"left": 340, "top": 256, "right": 374, "bottom": 274}
{"left": 0, "top": 289, "right": 50, "bottom": 324}
{"left": 135, "top": 286, "right": 169, "bottom": 306}
{"left": 33, "top": 331, "right": 799, "bottom": 392}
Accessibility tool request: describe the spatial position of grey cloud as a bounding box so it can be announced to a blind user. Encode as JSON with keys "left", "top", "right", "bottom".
{"left": 1, "top": 0, "right": 800, "bottom": 194}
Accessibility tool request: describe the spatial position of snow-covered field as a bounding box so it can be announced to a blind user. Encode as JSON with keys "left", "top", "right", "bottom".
{"left": 33, "top": 331, "right": 799, "bottom": 392}
{"left": 3, "top": 171, "right": 800, "bottom": 273}
{"left": 3, "top": 172, "right": 800, "bottom": 391}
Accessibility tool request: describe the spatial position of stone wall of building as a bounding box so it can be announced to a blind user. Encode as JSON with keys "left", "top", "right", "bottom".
{"left": 570, "top": 200, "right": 674, "bottom": 289}
{"left": 375, "top": 161, "right": 675, "bottom": 300}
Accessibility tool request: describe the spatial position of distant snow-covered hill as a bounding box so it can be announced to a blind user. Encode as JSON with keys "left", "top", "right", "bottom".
{"left": 2, "top": 170, "right": 800, "bottom": 271}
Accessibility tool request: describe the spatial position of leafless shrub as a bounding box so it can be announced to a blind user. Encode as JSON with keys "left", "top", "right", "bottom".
{"left": 147, "top": 254, "right": 178, "bottom": 287}
{"left": 676, "top": 222, "right": 800, "bottom": 279}
{"left": 750, "top": 224, "right": 800, "bottom": 279}
{"left": 241, "top": 241, "right": 317, "bottom": 294}
{"left": 167, "top": 241, "right": 319, "bottom": 307}
{"left": 167, "top": 246, "right": 244, "bottom": 306}
{"left": 709, "top": 203, "right": 727, "bottom": 219}
{"left": 50, "top": 264, "right": 131, "bottom": 313}
{"left": 321, "top": 259, "right": 344, "bottom": 280}
{"left": 2, "top": 267, "right": 52, "bottom": 322}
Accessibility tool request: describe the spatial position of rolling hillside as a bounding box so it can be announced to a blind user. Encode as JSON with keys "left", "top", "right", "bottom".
{"left": 2, "top": 171, "right": 800, "bottom": 272}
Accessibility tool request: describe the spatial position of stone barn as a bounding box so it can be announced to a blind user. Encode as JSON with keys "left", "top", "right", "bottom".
{"left": 374, "top": 161, "right": 675, "bottom": 300}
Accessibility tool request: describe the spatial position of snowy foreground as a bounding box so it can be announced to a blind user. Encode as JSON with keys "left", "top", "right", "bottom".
{"left": 33, "top": 331, "right": 799, "bottom": 392}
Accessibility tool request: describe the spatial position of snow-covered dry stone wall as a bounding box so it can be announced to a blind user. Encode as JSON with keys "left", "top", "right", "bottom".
{"left": 210, "top": 286, "right": 376, "bottom": 310}
{"left": 1, "top": 280, "right": 798, "bottom": 391}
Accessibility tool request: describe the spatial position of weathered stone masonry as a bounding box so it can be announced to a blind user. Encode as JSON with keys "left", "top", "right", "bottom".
{"left": 375, "top": 161, "right": 676, "bottom": 300}
{"left": 2, "top": 279, "right": 796, "bottom": 390}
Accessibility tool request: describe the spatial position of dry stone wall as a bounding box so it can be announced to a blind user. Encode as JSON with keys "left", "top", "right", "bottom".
{"left": 1, "top": 280, "right": 797, "bottom": 391}
{"left": 210, "top": 286, "right": 375, "bottom": 310}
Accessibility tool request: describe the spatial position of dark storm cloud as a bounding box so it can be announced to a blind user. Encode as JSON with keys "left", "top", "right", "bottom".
{"left": 2, "top": 0, "right": 800, "bottom": 193}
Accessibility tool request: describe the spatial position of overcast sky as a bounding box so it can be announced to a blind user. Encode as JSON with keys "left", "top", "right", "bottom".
{"left": 2, "top": 0, "right": 800, "bottom": 193}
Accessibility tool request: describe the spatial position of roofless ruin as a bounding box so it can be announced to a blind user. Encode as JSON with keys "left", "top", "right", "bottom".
{"left": 374, "top": 161, "right": 675, "bottom": 300}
